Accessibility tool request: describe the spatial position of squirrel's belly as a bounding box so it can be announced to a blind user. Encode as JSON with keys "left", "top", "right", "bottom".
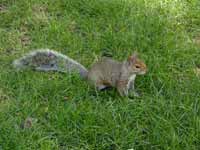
{"left": 127, "top": 74, "right": 136, "bottom": 89}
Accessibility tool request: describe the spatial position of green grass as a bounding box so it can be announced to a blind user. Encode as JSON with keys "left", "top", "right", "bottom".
{"left": 0, "top": 0, "right": 200, "bottom": 149}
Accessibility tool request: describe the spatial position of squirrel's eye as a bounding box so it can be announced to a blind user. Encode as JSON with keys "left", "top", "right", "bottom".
{"left": 135, "top": 65, "right": 140, "bottom": 69}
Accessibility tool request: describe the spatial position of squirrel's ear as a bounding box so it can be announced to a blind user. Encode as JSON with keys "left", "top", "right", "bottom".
{"left": 128, "top": 52, "right": 138, "bottom": 63}
{"left": 132, "top": 52, "right": 138, "bottom": 57}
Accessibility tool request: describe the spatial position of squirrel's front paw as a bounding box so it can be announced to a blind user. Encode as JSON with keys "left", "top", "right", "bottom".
{"left": 128, "top": 91, "right": 140, "bottom": 98}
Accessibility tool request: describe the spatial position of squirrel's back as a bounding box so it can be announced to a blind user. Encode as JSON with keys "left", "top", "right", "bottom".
{"left": 87, "top": 57, "right": 123, "bottom": 87}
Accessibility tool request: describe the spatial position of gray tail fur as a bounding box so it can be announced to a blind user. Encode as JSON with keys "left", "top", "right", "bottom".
{"left": 13, "top": 49, "right": 88, "bottom": 78}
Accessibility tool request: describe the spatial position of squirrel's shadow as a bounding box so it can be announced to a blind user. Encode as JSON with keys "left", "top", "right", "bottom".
{"left": 88, "top": 87, "right": 139, "bottom": 100}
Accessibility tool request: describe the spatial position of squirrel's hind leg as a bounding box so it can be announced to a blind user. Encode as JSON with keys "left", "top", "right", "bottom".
{"left": 96, "top": 84, "right": 109, "bottom": 91}
{"left": 94, "top": 81, "right": 110, "bottom": 91}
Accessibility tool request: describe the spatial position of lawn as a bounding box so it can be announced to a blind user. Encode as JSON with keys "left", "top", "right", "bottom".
{"left": 0, "top": 0, "right": 200, "bottom": 149}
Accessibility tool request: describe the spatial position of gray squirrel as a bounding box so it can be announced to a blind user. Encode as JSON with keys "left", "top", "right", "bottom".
{"left": 13, "top": 49, "right": 147, "bottom": 97}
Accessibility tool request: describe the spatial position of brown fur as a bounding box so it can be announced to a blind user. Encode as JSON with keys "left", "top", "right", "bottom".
{"left": 87, "top": 53, "right": 147, "bottom": 96}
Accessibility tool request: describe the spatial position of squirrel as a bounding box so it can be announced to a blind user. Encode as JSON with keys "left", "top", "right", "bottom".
{"left": 13, "top": 49, "right": 147, "bottom": 97}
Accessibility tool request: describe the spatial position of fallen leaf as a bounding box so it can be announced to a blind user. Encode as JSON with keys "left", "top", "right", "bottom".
{"left": 193, "top": 35, "right": 200, "bottom": 46}
{"left": 193, "top": 67, "right": 200, "bottom": 76}
{"left": 20, "top": 35, "right": 31, "bottom": 46}
{"left": 0, "top": 4, "right": 7, "bottom": 12}
{"left": 64, "top": 96, "right": 69, "bottom": 101}
{"left": 21, "top": 117, "right": 38, "bottom": 129}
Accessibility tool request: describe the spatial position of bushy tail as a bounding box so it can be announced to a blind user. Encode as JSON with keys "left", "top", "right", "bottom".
{"left": 13, "top": 49, "right": 88, "bottom": 78}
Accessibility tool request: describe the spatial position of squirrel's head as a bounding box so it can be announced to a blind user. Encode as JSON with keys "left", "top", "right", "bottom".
{"left": 127, "top": 52, "right": 147, "bottom": 75}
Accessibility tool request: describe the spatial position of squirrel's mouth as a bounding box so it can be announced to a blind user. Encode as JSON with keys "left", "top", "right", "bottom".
{"left": 138, "top": 70, "right": 147, "bottom": 75}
